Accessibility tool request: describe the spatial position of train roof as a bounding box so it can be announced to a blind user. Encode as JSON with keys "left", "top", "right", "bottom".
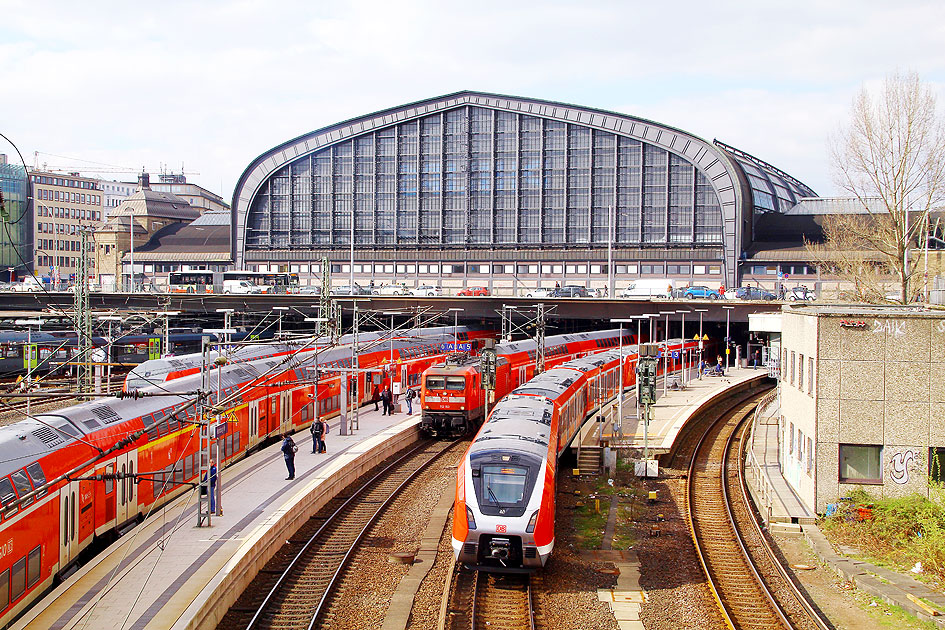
{"left": 469, "top": 394, "right": 554, "bottom": 460}
{"left": 495, "top": 328, "right": 622, "bottom": 355}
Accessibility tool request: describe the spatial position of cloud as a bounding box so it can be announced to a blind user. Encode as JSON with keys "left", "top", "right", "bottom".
{"left": 2, "top": 0, "right": 945, "bottom": 202}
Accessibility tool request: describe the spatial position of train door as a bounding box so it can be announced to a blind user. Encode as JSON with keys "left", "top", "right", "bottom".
{"left": 280, "top": 390, "right": 292, "bottom": 433}
{"left": 248, "top": 400, "right": 260, "bottom": 441}
{"left": 116, "top": 451, "right": 138, "bottom": 524}
{"left": 517, "top": 366, "right": 527, "bottom": 388}
{"left": 23, "top": 344, "right": 37, "bottom": 372}
{"left": 401, "top": 365, "right": 409, "bottom": 391}
{"left": 59, "top": 480, "right": 80, "bottom": 568}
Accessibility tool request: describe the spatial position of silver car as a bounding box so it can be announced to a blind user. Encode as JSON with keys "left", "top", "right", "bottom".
{"left": 523, "top": 287, "right": 555, "bottom": 298}
{"left": 411, "top": 285, "right": 442, "bottom": 297}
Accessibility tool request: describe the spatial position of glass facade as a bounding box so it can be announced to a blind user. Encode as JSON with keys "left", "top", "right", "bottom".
{"left": 245, "top": 106, "right": 724, "bottom": 252}
{"left": 0, "top": 161, "right": 32, "bottom": 279}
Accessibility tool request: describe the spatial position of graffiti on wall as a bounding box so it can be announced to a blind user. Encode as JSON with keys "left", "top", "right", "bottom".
{"left": 889, "top": 450, "right": 919, "bottom": 484}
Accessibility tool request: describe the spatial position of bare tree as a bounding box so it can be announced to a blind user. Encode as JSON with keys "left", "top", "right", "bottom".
{"left": 815, "top": 71, "right": 945, "bottom": 303}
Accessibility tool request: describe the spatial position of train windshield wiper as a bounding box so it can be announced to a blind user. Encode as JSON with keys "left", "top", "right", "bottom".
{"left": 488, "top": 486, "right": 503, "bottom": 507}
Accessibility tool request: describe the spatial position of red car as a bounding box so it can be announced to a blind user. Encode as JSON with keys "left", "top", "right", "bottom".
{"left": 457, "top": 286, "right": 490, "bottom": 296}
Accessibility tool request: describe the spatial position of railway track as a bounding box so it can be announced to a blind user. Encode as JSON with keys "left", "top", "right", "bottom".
{"left": 233, "top": 438, "right": 460, "bottom": 630}
{"left": 439, "top": 560, "right": 536, "bottom": 630}
{"left": 687, "top": 395, "right": 830, "bottom": 630}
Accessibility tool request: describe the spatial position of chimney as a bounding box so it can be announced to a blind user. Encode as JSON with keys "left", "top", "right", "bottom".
{"left": 138, "top": 171, "right": 151, "bottom": 191}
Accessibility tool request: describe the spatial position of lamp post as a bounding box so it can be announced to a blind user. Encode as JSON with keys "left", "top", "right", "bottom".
{"left": 15, "top": 318, "right": 45, "bottom": 418}
{"left": 694, "top": 308, "right": 708, "bottom": 378}
{"left": 98, "top": 315, "right": 122, "bottom": 391}
{"left": 723, "top": 305, "right": 734, "bottom": 371}
{"left": 272, "top": 306, "right": 289, "bottom": 339}
{"left": 215, "top": 308, "right": 235, "bottom": 350}
{"left": 128, "top": 214, "right": 134, "bottom": 293}
{"left": 162, "top": 310, "right": 181, "bottom": 358}
{"left": 447, "top": 307, "right": 463, "bottom": 350}
{"left": 610, "top": 318, "right": 636, "bottom": 439}
{"left": 659, "top": 310, "right": 674, "bottom": 396}
{"left": 676, "top": 310, "right": 689, "bottom": 386}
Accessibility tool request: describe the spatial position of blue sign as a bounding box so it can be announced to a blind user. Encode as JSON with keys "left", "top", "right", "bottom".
{"left": 672, "top": 351, "right": 679, "bottom": 359}
{"left": 441, "top": 342, "right": 472, "bottom": 352}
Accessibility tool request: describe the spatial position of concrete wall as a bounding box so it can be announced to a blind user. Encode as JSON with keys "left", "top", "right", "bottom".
{"left": 783, "top": 307, "right": 945, "bottom": 513}
{"left": 780, "top": 310, "right": 818, "bottom": 512}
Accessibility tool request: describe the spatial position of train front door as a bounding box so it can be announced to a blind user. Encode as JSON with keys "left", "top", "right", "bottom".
{"left": 248, "top": 400, "right": 260, "bottom": 441}
{"left": 116, "top": 451, "right": 138, "bottom": 524}
{"left": 59, "top": 480, "right": 80, "bottom": 568}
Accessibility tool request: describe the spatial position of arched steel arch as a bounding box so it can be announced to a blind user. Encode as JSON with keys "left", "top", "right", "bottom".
{"left": 231, "top": 91, "right": 745, "bottom": 286}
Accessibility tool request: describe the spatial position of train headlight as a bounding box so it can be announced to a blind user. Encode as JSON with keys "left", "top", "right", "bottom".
{"left": 466, "top": 505, "right": 477, "bottom": 530}
{"left": 525, "top": 509, "right": 539, "bottom": 534}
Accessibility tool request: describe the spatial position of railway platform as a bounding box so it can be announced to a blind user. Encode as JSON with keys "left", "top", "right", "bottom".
{"left": 576, "top": 366, "right": 770, "bottom": 457}
{"left": 13, "top": 406, "right": 423, "bottom": 630}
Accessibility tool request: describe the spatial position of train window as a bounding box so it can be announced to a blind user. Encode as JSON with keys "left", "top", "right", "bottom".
{"left": 129, "top": 462, "right": 134, "bottom": 503}
{"left": 0, "top": 478, "right": 16, "bottom": 511}
{"left": 3, "top": 347, "right": 16, "bottom": 358}
{"left": 445, "top": 376, "right": 465, "bottom": 390}
{"left": 234, "top": 432, "right": 240, "bottom": 452}
{"left": 184, "top": 455, "right": 193, "bottom": 480}
{"left": 0, "top": 568, "right": 7, "bottom": 609}
{"left": 62, "top": 495, "right": 69, "bottom": 540}
{"left": 9, "top": 470, "right": 32, "bottom": 507}
{"left": 10, "top": 558, "right": 25, "bottom": 601}
{"left": 481, "top": 465, "right": 528, "bottom": 505}
{"left": 25, "top": 463, "right": 46, "bottom": 495}
{"left": 104, "top": 465, "right": 114, "bottom": 494}
{"left": 27, "top": 545, "right": 40, "bottom": 588}
{"left": 426, "top": 376, "right": 445, "bottom": 390}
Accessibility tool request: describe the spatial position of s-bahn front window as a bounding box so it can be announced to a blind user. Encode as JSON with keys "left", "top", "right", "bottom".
{"left": 445, "top": 376, "right": 465, "bottom": 390}
{"left": 425, "top": 375, "right": 445, "bottom": 390}
{"left": 481, "top": 465, "right": 527, "bottom": 506}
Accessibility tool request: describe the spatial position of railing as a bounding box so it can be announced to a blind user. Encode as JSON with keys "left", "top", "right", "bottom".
{"left": 745, "top": 388, "right": 779, "bottom": 526}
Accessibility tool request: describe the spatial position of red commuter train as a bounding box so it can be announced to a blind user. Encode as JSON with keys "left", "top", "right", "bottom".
{"left": 452, "top": 338, "right": 699, "bottom": 571}
{"left": 420, "top": 329, "right": 634, "bottom": 438}
{"left": 0, "top": 326, "right": 494, "bottom": 628}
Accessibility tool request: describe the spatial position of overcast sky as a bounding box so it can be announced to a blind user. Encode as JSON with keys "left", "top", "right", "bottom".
{"left": 2, "top": 0, "right": 945, "bottom": 201}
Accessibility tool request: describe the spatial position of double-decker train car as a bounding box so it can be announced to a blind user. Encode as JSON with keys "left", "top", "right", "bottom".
{"left": 451, "top": 338, "right": 698, "bottom": 572}
{"left": 0, "top": 327, "right": 488, "bottom": 627}
{"left": 420, "top": 328, "right": 634, "bottom": 438}
{"left": 0, "top": 330, "right": 273, "bottom": 381}
{"left": 123, "top": 325, "right": 495, "bottom": 392}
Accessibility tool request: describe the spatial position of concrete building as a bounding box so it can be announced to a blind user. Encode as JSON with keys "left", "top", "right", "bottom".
{"left": 230, "top": 91, "right": 820, "bottom": 294}
{"left": 0, "top": 154, "right": 32, "bottom": 280}
{"left": 94, "top": 173, "right": 199, "bottom": 291}
{"left": 30, "top": 170, "right": 104, "bottom": 286}
{"left": 101, "top": 180, "right": 137, "bottom": 219}
{"left": 779, "top": 305, "right": 945, "bottom": 513}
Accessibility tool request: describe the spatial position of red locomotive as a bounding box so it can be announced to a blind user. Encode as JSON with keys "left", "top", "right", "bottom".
{"left": 420, "top": 329, "right": 633, "bottom": 437}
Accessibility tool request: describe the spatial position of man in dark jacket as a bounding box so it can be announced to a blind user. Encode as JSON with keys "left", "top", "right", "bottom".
{"left": 281, "top": 434, "right": 297, "bottom": 480}
{"left": 404, "top": 387, "right": 416, "bottom": 415}
{"left": 311, "top": 418, "right": 325, "bottom": 453}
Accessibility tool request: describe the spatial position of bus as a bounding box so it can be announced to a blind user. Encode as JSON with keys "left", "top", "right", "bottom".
{"left": 217, "top": 271, "right": 300, "bottom": 294}
{"left": 167, "top": 271, "right": 215, "bottom": 294}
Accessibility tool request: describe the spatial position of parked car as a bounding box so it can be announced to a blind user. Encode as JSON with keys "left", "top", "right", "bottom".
{"left": 550, "top": 285, "right": 589, "bottom": 298}
{"left": 411, "top": 285, "right": 442, "bottom": 297}
{"left": 619, "top": 279, "right": 673, "bottom": 298}
{"left": 223, "top": 279, "right": 264, "bottom": 294}
{"left": 683, "top": 286, "right": 721, "bottom": 300}
{"left": 787, "top": 287, "right": 816, "bottom": 301}
{"left": 524, "top": 287, "right": 555, "bottom": 298}
{"left": 298, "top": 285, "right": 322, "bottom": 295}
{"left": 13, "top": 276, "right": 45, "bottom": 292}
{"left": 376, "top": 283, "right": 409, "bottom": 296}
{"left": 726, "top": 286, "right": 776, "bottom": 301}
{"left": 331, "top": 283, "right": 371, "bottom": 296}
{"left": 457, "top": 286, "right": 490, "bottom": 296}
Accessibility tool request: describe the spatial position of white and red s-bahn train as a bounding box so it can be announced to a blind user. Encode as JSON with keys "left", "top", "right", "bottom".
{"left": 0, "top": 326, "right": 492, "bottom": 628}
{"left": 452, "top": 338, "right": 698, "bottom": 571}
{"left": 420, "top": 329, "right": 634, "bottom": 438}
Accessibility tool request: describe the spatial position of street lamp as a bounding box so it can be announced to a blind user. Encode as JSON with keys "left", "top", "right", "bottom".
{"left": 215, "top": 308, "right": 235, "bottom": 349}
{"left": 722, "top": 305, "right": 735, "bottom": 371}
{"left": 447, "top": 308, "right": 463, "bottom": 350}
{"left": 15, "top": 318, "right": 45, "bottom": 418}
{"left": 272, "top": 306, "right": 289, "bottom": 339}
{"left": 676, "top": 310, "right": 689, "bottom": 386}
{"left": 694, "top": 308, "right": 708, "bottom": 378}
{"left": 610, "top": 318, "right": 637, "bottom": 438}
{"left": 659, "top": 310, "right": 674, "bottom": 396}
{"left": 97, "top": 315, "right": 122, "bottom": 391}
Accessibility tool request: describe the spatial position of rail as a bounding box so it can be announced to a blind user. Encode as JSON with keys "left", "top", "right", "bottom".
{"left": 244, "top": 438, "right": 459, "bottom": 630}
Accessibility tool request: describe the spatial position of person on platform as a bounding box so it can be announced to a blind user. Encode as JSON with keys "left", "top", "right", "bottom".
{"left": 202, "top": 460, "right": 218, "bottom": 513}
{"left": 281, "top": 434, "right": 297, "bottom": 480}
{"left": 404, "top": 387, "right": 416, "bottom": 414}
{"left": 381, "top": 385, "right": 393, "bottom": 415}
{"left": 311, "top": 417, "right": 325, "bottom": 453}
{"left": 715, "top": 357, "right": 724, "bottom": 376}
{"left": 372, "top": 384, "right": 380, "bottom": 411}
{"left": 752, "top": 349, "right": 760, "bottom": 370}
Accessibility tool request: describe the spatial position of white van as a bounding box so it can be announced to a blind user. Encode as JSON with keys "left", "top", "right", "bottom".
{"left": 223, "top": 279, "right": 262, "bottom": 294}
{"left": 619, "top": 279, "right": 674, "bottom": 298}
{"left": 13, "top": 276, "right": 45, "bottom": 292}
